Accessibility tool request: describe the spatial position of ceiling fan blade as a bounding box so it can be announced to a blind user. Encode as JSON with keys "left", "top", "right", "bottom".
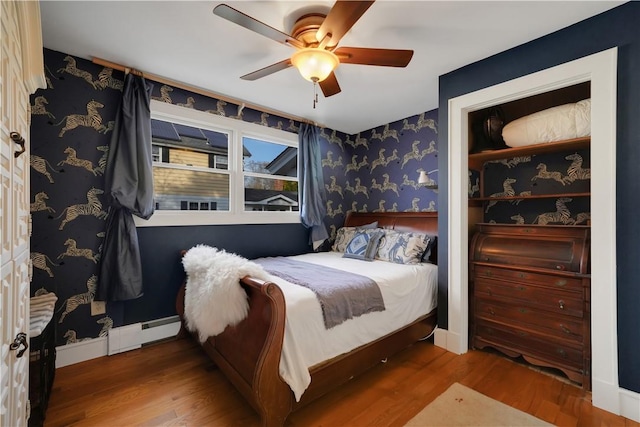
{"left": 334, "top": 47, "right": 414, "bottom": 67}
{"left": 213, "top": 4, "right": 303, "bottom": 49}
{"left": 240, "top": 59, "right": 292, "bottom": 81}
{"left": 316, "top": 1, "right": 375, "bottom": 48}
{"left": 319, "top": 72, "right": 341, "bottom": 97}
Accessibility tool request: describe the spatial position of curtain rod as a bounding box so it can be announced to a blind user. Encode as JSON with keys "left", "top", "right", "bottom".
{"left": 92, "top": 57, "right": 319, "bottom": 127}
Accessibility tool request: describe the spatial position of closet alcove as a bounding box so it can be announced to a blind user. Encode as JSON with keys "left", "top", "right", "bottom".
{"left": 443, "top": 47, "right": 617, "bottom": 412}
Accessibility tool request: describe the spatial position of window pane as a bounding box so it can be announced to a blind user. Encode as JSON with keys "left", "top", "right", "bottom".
{"left": 243, "top": 137, "right": 297, "bottom": 177}
{"left": 154, "top": 166, "right": 230, "bottom": 211}
{"left": 244, "top": 177, "right": 299, "bottom": 212}
{"left": 151, "top": 119, "right": 229, "bottom": 171}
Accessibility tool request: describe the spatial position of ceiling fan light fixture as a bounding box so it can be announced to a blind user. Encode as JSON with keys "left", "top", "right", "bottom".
{"left": 291, "top": 48, "right": 339, "bottom": 82}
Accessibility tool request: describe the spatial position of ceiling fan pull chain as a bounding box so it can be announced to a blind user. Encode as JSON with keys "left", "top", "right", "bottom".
{"left": 313, "top": 81, "right": 319, "bottom": 109}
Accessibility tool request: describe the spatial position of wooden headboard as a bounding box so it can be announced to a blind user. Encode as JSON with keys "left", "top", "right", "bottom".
{"left": 343, "top": 211, "right": 438, "bottom": 263}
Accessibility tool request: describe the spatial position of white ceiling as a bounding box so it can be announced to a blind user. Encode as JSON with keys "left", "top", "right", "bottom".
{"left": 39, "top": 1, "right": 623, "bottom": 135}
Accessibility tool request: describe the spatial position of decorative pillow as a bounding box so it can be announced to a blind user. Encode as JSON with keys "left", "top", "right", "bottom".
{"left": 331, "top": 222, "right": 378, "bottom": 252}
{"left": 376, "top": 230, "right": 431, "bottom": 265}
{"left": 357, "top": 221, "right": 379, "bottom": 229}
{"left": 343, "top": 230, "right": 383, "bottom": 261}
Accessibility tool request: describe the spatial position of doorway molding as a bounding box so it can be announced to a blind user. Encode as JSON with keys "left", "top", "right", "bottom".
{"left": 438, "top": 47, "right": 624, "bottom": 416}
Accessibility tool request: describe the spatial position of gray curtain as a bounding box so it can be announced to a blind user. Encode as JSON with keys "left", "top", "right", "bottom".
{"left": 298, "top": 123, "right": 329, "bottom": 249}
{"left": 96, "top": 73, "right": 154, "bottom": 301}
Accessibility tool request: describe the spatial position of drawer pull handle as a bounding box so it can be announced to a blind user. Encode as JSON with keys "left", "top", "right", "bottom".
{"left": 10, "top": 332, "right": 28, "bottom": 358}
{"left": 556, "top": 265, "right": 566, "bottom": 271}
{"left": 484, "top": 271, "right": 493, "bottom": 277}
{"left": 560, "top": 324, "right": 571, "bottom": 334}
{"left": 488, "top": 308, "right": 495, "bottom": 315}
{"left": 557, "top": 348, "right": 568, "bottom": 358}
{"left": 517, "top": 331, "right": 527, "bottom": 337}
{"left": 518, "top": 308, "right": 528, "bottom": 314}
{"left": 517, "top": 286, "right": 526, "bottom": 291}
{"left": 556, "top": 279, "right": 567, "bottom": 287}
{"left": 558, "top": 300, "right": 565, "bottom": 309}
{"left": 486, "top": 288, "right": 493, "bottom": 296}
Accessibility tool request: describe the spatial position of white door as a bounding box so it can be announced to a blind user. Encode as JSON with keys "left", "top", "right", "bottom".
{"left": 1, "top": 1, "right": 45, "bottom": 425}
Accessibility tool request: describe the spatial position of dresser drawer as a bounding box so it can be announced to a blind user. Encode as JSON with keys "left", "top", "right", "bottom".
{"left": 473, "top": 277, "right": 583, "bottom": 318}
{"left": 473, "top": 265, "right": 584, "bottom": 292}
{"left": 475, "top": 299, "right": 584, "bottom": 344}
{"left": 474, "top": 319, "right": 584, "bottom": 369}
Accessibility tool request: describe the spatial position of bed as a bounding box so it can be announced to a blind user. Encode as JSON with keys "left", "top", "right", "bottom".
{"left": 175, "top": 211, "right": 438, "bottom": 427}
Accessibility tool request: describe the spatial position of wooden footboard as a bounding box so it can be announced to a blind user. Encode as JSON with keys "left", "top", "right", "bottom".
{"left": 176, "top": 278, "right": 436, "bottom": 427}
{"left": 176, "top": 277, "right": 294, "bottom": 427}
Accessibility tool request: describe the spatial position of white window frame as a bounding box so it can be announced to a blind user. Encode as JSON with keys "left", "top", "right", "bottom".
{"left": 135, "top": 100, "right": 300, "bottom": 227}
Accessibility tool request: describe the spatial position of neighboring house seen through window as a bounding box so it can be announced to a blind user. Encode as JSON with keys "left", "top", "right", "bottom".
{"left": 243, "top": 137, "right": 298, "bottom": 212}
{"left": 138, "top": 100, "right": 299, "bottom": 227}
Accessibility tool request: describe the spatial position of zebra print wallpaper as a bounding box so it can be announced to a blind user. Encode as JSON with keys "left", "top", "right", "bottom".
{"left": 319, "top": 110, "right": 439, "bottom": 241}
{"left": 30, "top": 50, "right": 124, "bottom": 345}
{"left": 476, "top": 149, "right": 590, "bottom": 225}
{"left": 30, "top": 48, "right": 440, "bottom": 346}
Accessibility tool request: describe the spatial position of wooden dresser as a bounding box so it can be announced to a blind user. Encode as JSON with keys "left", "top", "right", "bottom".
{"left": 469, "top": 223, "right": 591, "bottom": 389}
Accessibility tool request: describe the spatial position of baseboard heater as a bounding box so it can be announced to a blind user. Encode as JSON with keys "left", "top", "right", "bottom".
{"left": 108, "top": 315, "right": 181, "bottom": 355}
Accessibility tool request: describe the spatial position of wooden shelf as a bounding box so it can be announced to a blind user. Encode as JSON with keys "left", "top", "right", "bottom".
{"left": 468, "top": 137, "right": 591, "bottom": 170}
{"left": 470, "top": 192, "right": 590, "bottom": 203}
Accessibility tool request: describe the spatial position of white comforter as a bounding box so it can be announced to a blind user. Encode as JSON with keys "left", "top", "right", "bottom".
{"left": 265, "top": 252, "right": 438, "bottom": 401}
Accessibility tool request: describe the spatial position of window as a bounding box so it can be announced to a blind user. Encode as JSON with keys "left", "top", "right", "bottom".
{"left": 243, "top": 137, "right": 298, "bottom": 212}
{"left": 138, "top": 100, "right": 299, "bottom": 227}
{"left": 151, "top": 117, "right": 231, "bottom": 212}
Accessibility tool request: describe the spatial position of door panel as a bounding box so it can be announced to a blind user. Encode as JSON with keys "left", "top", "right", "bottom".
{"left": 0, "top": 1, "right": 39, "bottom": 425}
{"left": 1, "top": 262, "right": 14, "bottom": 420}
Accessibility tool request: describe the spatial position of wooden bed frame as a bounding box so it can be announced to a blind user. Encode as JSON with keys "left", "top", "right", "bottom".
{"left": 176, "top": 212, "right": 438, "bottom": 427}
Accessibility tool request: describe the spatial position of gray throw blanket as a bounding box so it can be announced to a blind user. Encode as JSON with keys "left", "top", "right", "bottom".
{"left": 254, "top": 257, "right": 385, "bottom": 329}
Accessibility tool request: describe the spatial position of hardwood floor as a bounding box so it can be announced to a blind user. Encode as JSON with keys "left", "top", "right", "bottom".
{"left": 44, "top": 337, "right": 637, "bottom": 427}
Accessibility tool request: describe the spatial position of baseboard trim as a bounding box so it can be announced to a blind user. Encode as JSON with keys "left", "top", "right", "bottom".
{"left": 55, "top": 317, "right": 181, "bottom": 368}
{"left": 56, "top": 337, "right": 108, "bottom": 368}
{"left": 619, "top": 386, "right": 640, "bottom": 422}
{"left": 433, "top": 328, "right": 464, "bottom": 355}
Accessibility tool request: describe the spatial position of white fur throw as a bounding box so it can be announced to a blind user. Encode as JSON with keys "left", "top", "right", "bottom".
{"left": 182, "top": 245, "right": 270, "bottom": 343}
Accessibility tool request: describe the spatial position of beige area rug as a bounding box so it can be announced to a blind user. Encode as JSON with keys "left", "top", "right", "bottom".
{"left": 405, "top": 383, "right": 553, "bottom": 426}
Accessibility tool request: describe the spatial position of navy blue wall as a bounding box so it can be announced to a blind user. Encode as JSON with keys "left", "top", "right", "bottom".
{"left": 126, "top": 224, "right": 310, "bottom": 324}
{"left": 437, "top": 2, "right": 639, "bottom": 392}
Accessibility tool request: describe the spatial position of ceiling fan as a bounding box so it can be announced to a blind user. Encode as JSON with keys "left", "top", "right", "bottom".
{"left": 213, "top": 1, "right": 413, "bottom": 101}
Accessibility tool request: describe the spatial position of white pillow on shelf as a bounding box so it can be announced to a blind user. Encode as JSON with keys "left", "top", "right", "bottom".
{"left": 502, "top": 98, "right": 591, "bottom": 147}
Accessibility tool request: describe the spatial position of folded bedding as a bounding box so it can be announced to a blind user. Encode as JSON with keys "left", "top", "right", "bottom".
{"left": 255, "top": 256, "right": 385, "bottom": 329}
{"left": 502, "top": 98, "right": 591, "bottom": 147}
